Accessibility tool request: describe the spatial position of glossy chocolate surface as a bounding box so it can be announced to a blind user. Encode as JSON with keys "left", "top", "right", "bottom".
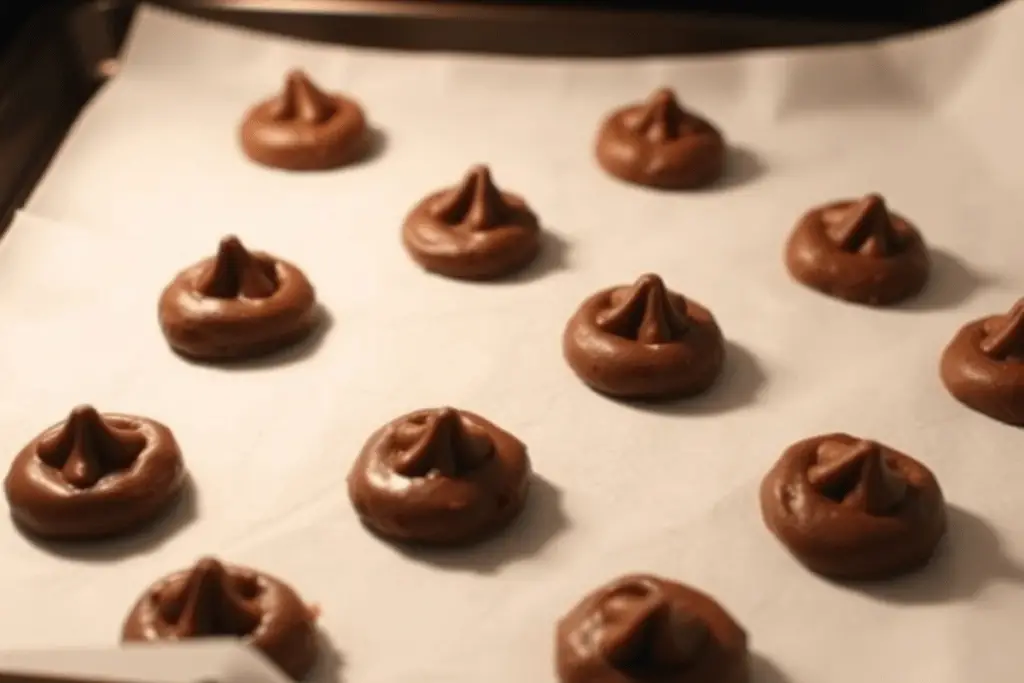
{"left": 4, "top": 405, "right": 185, "bottom": 540}
{"left": 347, "top": 407, "right": 531, "bottom": 545}
{"left": 123, "top": 557, "right": 318, "bottom": 680}
{"left": 556, "top": 574, "right": 748, "bottom": 683}
{"left": 563, "top": 273, "right": 724, "bottom": 400}
{"left": 760, "top": 433, "right": 946, "bottom": 580}
{"left": 402, "top": 165, "right": 542, "bottom": 280}
{"left": 785, "top": 193, "right": 930, "bottom": 306}
{"left": 941, "top": 298, "right": 1024, "bottom": 425}
{"left": 595, "top": 88, "right": 726, "bottom": 190}
{"left": 158, "top": 235, "right": 319, "bottom": 362}
{"left": 241, "top": 70, "right": 369, "bottom": 171}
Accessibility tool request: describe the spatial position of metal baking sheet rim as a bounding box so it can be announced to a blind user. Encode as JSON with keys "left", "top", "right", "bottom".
{"left": 150, "top": 0, "right": 904, "bottom": 55}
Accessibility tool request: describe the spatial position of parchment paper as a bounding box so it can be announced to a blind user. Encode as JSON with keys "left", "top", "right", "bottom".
{"left": 0, "top": 640, "right": 292, "bottom": 683}
{"left": 4, "top": 3, "right": 1024, "bottom": 681}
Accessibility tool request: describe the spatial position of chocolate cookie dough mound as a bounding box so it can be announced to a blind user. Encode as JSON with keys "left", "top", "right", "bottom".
{"left": 123, "top": 557, "right": 319, "bottom": 680}
{"left": 402, "top": 165, "right": 542, "bottom": 280}
{"left": 4, "top": 405, "right": 186, "bottom": 540}
{"left": 556, "top": 574, "right": 749, "bottom": 683}
{"left": 347, "top": 407, "right": 531, "bottom": 545}
{"left": 760, "top": 434, "right": 946, "bottom": 580}
{"left": 241, "top": 70, "right": 369, "bottom": 171}
{"left": 595, "top": 88, "right": 726, "bottom": 190}
{"left": 941, "top": 298, "right": 1024, "bottom": 425}
{"left": 563, "top": 273, "right": 724, "bottom": 400}
{"left": 159, "top": 235, "right": 319, "bottom": 362}
{"left": 785, "top": 193, "right": 930, "bottom": 306}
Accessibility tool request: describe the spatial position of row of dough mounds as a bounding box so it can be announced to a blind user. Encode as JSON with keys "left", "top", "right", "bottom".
{"left": 7, "top": 66, "right": 1024, "bottom": 683}
{"left": 1, "top": 401, "right": 949, "bottom": 682}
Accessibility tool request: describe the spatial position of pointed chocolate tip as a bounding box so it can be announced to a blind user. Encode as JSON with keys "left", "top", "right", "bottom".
{"left": 980, "top": 298, "right": 1024, "bottom": 359}
{"left": 600, "top": 578, "right": 708, "bottom": 670}
{"left": 863, "top": 192, "right": 886, "bottom": 206}
{"left": 40, "top": 404, "right": 144, "bottom": 489}
{"left": 649, "top": 87, "right": 679, "bottom": 106}
{"left": 428, "top": 164, "right": 511, "bottom": 231}
{"left": 187, "top": 556, "right": 230, "bottom": 585}
{"left": 199, "top": 235, "right": 277, "bottom": 300}
{"left": 626, "top": 88, "right": 687, "bottom": 142}
{"left": 600, "top": 587, "right": 667, "bottom": 666}
{"left": 810, "top": 437, "right": 879, "bottom": 485}
{"left": 596, "top": 273, "right": 688, "bottom": 343}
{"left": 828, "top": 193, "right": 899, "bottom": 256}
{"left": 434, "top": 406, "right": 460, "bottom": 422}
{"left": 286, "top": 69, "right": 310, "bottom": 86}
{"left": 429, "top": 406, "right": 464, "bottom": 436}
{"left": 810, "top": 437, "right": 906, "bottom": 514}
{"left": 215, "top": 235, "right": 249, "bottom": 261}
{"left": 273, "top": 69, "right": 335, "bottom": 124}
{"left": 166, "top": 556, "right": 262, "bottom": 638}
{"left": 818, "top": 437, "right": 880, "bottom": 462}
{"left": 634, "top": 273, "right": 667, "bottom": 291}
{"left": 193, "top": 556, "right": 227, "bottom": 574}
{"left": 391, "top": 407, "right": 492, "bottom": 478}
{"left": 466, "top": 164, "right": 492, "bottom": 182}
{"left": 68, "top": 404, "right": 101, "bottom": 423}
{"left": 854, "top": 193, "right": 890, "bottom": 224}
{"left": 219, "top": 234, "right": 244, "bottom": 250}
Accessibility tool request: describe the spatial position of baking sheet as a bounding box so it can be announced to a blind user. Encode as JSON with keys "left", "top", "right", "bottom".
{"left": 5, "top": 2, "right": 1024, "bottom": 681}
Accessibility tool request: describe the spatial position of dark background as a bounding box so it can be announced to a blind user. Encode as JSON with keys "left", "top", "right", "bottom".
{"left": 1, "top": 1, "right": 42, "bottom": 48}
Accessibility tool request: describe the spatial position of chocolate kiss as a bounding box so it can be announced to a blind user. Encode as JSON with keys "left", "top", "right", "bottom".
{"left": 808, "top": 439, "right": 908, "bottom": 515}
{"left": 980, "top": 298, "right": 1024, "bottom": 360}
{"left": 429, "top": 165, "right": 512, "bottom": 232}
{"left": 197, "top": 236, "right": 278, "bottom": 300}
{"left": 268, "top": 70, "right": 337, "bottom": 124}
{"left": 626, "top": 88, "right": 689, "bottom": 144}
{"left": 158, "top": 557, "right": 263, "bottom": 638}
{"left": 596, "top": 274, "right": 689, "bottom": 344}
{"left": 36, "top": 405, "right": 146, "bottom": 489}
{"left": 392, "top": 408, "right": 494, "bottom": 478}
{"left": 599, "top": 580, "right": 709, "bottom": 670}
{"left": 826, "top": 194, "right": 902, "bottom": 257}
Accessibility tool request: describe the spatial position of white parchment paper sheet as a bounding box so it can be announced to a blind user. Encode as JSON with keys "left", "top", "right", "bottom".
{"left": 4, "top": 2, "right": 1024, "bottom": 681}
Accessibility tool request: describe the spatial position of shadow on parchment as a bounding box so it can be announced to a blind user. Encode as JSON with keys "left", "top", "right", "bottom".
{"left": 19, "top": 477, "right": 198, "bottom": 562}
{"left": 611, "top": 341, "right": 767, "bottom": 416}
{"left": 175, "top": 305, "right": 334, "bottom": 372}
{"left": 307, "top": 629, "right": 345, "bottom": 683}
{"left": 898, "top": 248, "right": 995, "bottom": 312}
{"left": 346, "top": 127, "right": 388, "bottom": 169}
{"left": 712, "top": 145, "right": 767, "bottom": 191}
{"left": 750, "top": 653, "right": 794, "bottom": 683}
{"left": 384, "top": 474, "right": 568, "bottom": 575}
{"left": 471, "top": 229, "right": 572, "bottom": 286}
{"left": 853, "top": 506, "right": 1024, "bottom": 604}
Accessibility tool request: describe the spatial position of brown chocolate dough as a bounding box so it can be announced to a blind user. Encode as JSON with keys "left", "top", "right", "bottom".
{"left": 785, "top": 193, "right": 930, "bottom": 306}
{"left": 401, "top": 165, "right": 542, "bottom": 280}
{"left": 760, "top": 434, "right": 947, "bottom": 580}
{"left": 347, "top": 407, "right": 531, "bottom": 545}
{"left": 123, "top": 557, "right": 319, "bottom": 680}
{"left": 158, "top": 235, "right": 319, "bottom": 362}
{"left": 241, "top": 70, "right": 369, "bottom": 171}
{"left": 595, "top": 88, "right": 726, "bottom": 190}
{"left": 4, "top": 405, "right": 186, "bottom": 540}
{"left": 556, "top": 574, "right": 749, "bottom": 683}
{"left": 563, "top": 273, "right": 725, "bottom": 400}
{"left": 941, "top": 298, "right": 1024, "bottom": 426}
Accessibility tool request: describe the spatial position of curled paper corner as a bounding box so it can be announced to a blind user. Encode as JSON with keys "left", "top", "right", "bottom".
{"left": 0, "top": 639, "right": 290, "bottom": 683}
